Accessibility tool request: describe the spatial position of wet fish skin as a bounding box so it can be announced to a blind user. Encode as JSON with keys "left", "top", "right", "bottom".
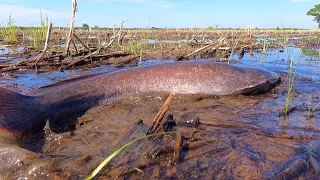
{"left": 0, "top": 62, "right": 281, "bottom": 135}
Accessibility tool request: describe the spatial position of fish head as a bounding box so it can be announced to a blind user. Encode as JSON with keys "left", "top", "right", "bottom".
{"left": 238, "top": 68, "right": 281, "bottom": 95}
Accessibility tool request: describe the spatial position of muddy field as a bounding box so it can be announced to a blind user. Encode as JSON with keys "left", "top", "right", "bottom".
{"left": 0, "top": 28, "right": 319, "bottom": 74}
{"left": 0, "top": 29, "right": 320, "bottom": 179}
{"left": 1, "top": 73, "right": 319, "bottom": 179}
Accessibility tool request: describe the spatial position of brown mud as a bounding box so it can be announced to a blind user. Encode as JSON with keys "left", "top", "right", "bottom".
{"left": 1, "top": 72, "right": 319, "bottom": 179}
{"left": 1, "top": 29, "right": 320, "bottom": 179}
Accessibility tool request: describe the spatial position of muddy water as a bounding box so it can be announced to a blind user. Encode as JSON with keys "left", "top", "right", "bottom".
{"left": 0, "top": 45, "right": 320, "bottom": 179}
{"left": 0, "top": 73, "right": 319, "bottom": 179}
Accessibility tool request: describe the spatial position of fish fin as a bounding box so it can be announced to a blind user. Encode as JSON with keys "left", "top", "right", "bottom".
{"left": 0, "top": 87, "right": 49, "bottom": 135}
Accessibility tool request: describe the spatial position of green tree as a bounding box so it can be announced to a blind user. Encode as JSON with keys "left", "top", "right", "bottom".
{"left": 307, "top": 4, "right": 320, "bottom": 28}
{"left": 82, "top": 23, "right": 89, "bottom": 30}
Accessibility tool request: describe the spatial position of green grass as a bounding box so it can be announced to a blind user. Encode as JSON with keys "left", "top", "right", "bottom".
{"left": 26, "top": 11, "right": 48, "bottom": 48}
{"left": 284, "top": 55, "right": 294, "bottom": 115}
{"left": 308, "top": 102, "right": 320, "bottom": 119}
{"left": 119, "top": 34, "right": 141, "bottom": 54}
{"left": 85, "top": 131, "right": 184, "bottom": 180}
{"left": 0, "top": 15, "right": 17, "bottom": 44}
{"left": 302, "top": 48, "right": 320, "bottom": 57}
{"left": 307, "top": 93, "right": 320, "bottom": 119}
{"left": 284, "top": 50, "right": 303, "bottom": 116}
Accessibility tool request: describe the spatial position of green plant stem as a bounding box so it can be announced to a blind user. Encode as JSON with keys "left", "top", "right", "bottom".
{"left": 284, "top": 55, "right": 294, "bottom": 115}
{"left": 85, "top": 131, "right": 183, "bottom": 180}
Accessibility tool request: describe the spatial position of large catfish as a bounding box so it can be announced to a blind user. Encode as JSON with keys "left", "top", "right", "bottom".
{"left": 0, "top": 62, "right": 280, "bottom": 135}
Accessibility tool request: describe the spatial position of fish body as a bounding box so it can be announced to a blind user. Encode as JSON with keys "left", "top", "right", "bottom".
{"left": 0, "top": 62, "right": 281, "bottom": 135}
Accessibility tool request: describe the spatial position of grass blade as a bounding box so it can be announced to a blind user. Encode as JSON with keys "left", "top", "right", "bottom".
{"left": 85, "top": 131, "right": 180, "bottom": 180}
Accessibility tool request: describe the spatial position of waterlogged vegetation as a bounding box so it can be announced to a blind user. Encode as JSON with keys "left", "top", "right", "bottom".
{"left": 0, "top": 2, "right": 320, "bottom": 179}
{"left": 27, "top": 12, "right": 49, "bottom": 49}
{"left": 0, "top": 15, "right": 17, "bottom": 44}
{"left": 0, "top": 25, "right": 319, "bottom": 179}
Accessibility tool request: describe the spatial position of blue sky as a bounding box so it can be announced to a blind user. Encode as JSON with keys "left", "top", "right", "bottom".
{"left": 0, "top": 0, "right": 319, "bottom": 28}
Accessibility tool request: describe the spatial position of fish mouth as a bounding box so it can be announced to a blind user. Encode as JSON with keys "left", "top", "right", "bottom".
{"left": 241, "top": 75, "right": 282, "bottom": 95}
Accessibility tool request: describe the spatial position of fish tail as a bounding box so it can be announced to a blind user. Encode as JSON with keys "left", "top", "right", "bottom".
{"left": 0, "top": 87, "right": 49, "bottom": 135}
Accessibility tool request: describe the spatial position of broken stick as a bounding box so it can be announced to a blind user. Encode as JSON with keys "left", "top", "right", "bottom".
{"left": 33, "top": 21, "right": 53, "bottom": 65}
{"left": 147, "top": 93, "right": 175, "bottom": 135}
{"left": 172, "top": 132, "right": 182, "bottom": 165}
{"left": 64, "top": 0, "right": 77, "bottom": 55}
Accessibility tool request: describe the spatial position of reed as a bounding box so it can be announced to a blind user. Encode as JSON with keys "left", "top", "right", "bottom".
{"left": 27, "top": 11, "right": 49, "bottom": 48}
{"left": 284, "top": 49, "right": 302, "bottom": 115}
{"left": 0, "top": 15, "right": 17, "bottom": 44}
{"left": 307, "top": 93, "right": 320, "bottom": 119}
{"left": 284, "top": 55, "right": 295, "bottom": 115}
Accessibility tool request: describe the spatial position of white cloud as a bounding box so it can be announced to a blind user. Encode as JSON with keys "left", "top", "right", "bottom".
{"left": 0, "top": 4, "right": 70, "bottom": 26}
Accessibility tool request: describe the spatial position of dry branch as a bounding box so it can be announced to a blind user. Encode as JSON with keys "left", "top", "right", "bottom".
{"left": 64, "top": 0, "right": 77, "bottom": 55}
{"left": 73, "top": 33, "right": 90, "bottom": 50}
{"left": 185, "top": 44, "right": 211, "bottom": 58}
{"left": 172, "top": 133, "right": 182, "bottom": 165}
{"left": 33, "top": 21, "right": 53, "bottom": 65}
{"left": 61, "top": 20, "right": 127, "bottom": 70}
{"left": 63, "top": 51, "right": 130, "bottom": 69}
{"left": 175, "top": 41, "right": 224, "bottom": 61}
{"left": 117, "top": 20, "right": 125, "bottom": 45}
{"left": 147, "top": 93, "right": 175, "bottom": 135}
{"left": 103, "top": 20, "right": 126, "bottom": 49}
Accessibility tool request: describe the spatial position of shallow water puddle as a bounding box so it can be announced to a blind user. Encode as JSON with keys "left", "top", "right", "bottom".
{"left": 0, "top": 45, "right": 319, "bottom": 179}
